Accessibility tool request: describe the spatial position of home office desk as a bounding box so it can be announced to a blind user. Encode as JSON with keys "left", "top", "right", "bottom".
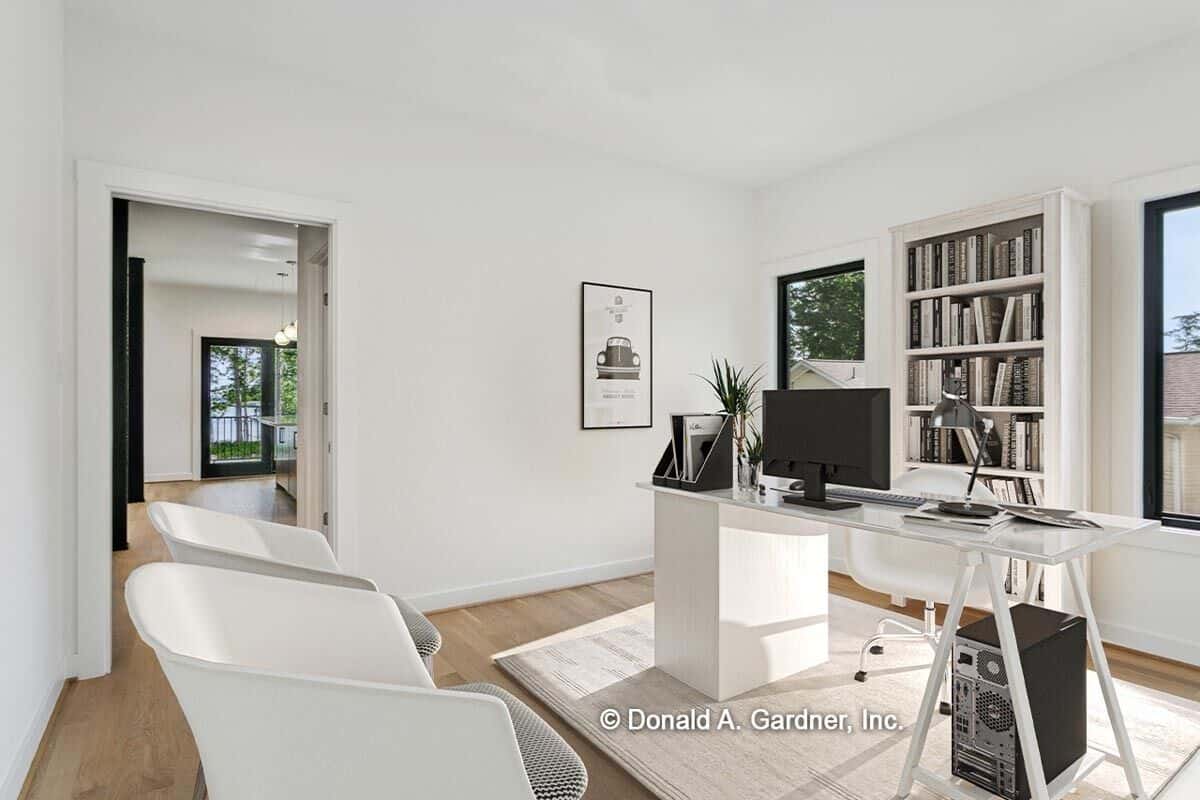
{"left": 637, "top": 482, "right": 1158, "bottom": 800}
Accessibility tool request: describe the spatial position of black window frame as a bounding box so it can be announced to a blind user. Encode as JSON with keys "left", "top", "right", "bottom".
{"left": 1144, "top": 189, "right": 1200, "bottom": 530}
{"left": 776, "top": 260, "right": 866, "bottom": 389}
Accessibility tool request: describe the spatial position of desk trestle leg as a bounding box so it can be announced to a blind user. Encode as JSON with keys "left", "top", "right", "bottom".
{"left": 1066, "top": 558, "right": 1146, "bottom": 799}
{"left": 897, "top": 550, "right": 980, "bottom": 797}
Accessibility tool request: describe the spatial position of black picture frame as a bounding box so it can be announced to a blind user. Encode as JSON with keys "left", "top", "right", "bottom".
{"left": 1143, "top": 190, "right": 1200, "bottom": 530}
{"left": 581, "top": 281, "right": 653, "bottom": 430}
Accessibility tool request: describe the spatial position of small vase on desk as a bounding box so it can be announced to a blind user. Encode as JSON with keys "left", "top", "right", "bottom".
{"left": 747, "top": 461, "right": 762, "bottom": 494}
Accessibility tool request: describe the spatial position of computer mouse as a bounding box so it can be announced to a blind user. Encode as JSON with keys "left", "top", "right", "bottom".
{"left": 788, "top": 480, "right": 805, "bottom": 491}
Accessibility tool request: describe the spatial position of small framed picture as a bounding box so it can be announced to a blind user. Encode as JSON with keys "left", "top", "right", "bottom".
{"left": 581, "top": 282, "right": 652, "bottom": 429}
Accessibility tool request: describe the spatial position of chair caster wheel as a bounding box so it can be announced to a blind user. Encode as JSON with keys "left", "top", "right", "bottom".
{"left": 854, "top": 671, "right": 867, "bottom": 683}
{"left": 939, "top": 701, "right": 952, "bottom": 716}
{"left": 869, "top": 645, "right": 884, "bottom": 655}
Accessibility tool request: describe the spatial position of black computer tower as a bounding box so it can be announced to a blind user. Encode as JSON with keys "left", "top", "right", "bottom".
{"left": 952, "top": 604, "right": 1086, "bottom": 800}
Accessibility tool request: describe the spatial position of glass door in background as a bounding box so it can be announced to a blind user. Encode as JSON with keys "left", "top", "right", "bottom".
{"left": 200, "top": 337, "right": 276, "bottom": 478}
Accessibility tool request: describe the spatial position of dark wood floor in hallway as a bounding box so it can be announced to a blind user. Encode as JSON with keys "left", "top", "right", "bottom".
{"left": 19, "top": 477, "right": 1200, "bottom": 798}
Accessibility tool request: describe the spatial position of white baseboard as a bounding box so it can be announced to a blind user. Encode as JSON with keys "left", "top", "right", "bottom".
{"left": 407, "top": 556, "right": 654, "bottom": 613}
{"left": 1099, "top": 620, "right": 1200, "bottom": 667}
{"left": 829, "top": 555, "right": 848, "bottom": 575}
{"left": 144, "top": 472, "right": 195, "bottom": 483}
{"left": 0, "top": 676, "right": 64, "bottom": 800}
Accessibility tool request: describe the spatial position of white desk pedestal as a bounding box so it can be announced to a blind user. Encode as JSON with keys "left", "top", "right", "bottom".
{"left": 653, "top": 491, "right": 830, "bottom": 701}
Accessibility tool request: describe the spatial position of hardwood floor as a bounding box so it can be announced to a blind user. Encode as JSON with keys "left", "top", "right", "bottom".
{"left": 20, "top": 484, "right": 1200, "bottom": 798}
{"left": 20, "top": 478, "right": 294, "bottom": 800}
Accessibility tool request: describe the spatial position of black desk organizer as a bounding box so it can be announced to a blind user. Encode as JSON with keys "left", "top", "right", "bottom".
{"left": 651, "top": 413, "right": 733, "bottom": 491}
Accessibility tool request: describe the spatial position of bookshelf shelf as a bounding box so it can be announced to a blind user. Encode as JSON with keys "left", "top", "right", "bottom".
{"left": 905, "top": 340, "right": 1043, "bottom": 358}
{"left": 904, "top": 273, "right": 1044, "bottom": 301}
{"left": 903, "top": 461, "right": 1045, "bottom": 479}
{"left": 891, "top": 188, "right": 1091, "bottom": 611}
{"left": 905, "top": 405, "right": 1044, "bottom": 414}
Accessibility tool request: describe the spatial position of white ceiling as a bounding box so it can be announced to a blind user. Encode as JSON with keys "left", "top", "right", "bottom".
{"left": 129, "top": 202, "right": 298, "bottom": 293}
{"left": 76, "top": 1, "right": 1199, "bottom": 185}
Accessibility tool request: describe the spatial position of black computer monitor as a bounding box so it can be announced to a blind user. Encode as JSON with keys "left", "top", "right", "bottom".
{"left": 762, "top": 388, "right": 890, "bottom": 510}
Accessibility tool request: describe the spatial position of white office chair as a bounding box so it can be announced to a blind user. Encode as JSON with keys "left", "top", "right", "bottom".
{"left": 126, "top": 562, "right": 588, "bottom": 800}
{"left": 146, "top": 501, "right": 442, "bottom": 674}
{"left": 845, "top": 466, "right": 1006, "bottom": 713}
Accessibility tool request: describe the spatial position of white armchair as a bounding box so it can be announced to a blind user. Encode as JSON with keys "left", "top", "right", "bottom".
{"left": 147, "top": 501, "right": 441, "bottom": 672}
{"left": 126, "top": 562, "right": 587, "bottom": 800}
{"left": 845, "top": 467, "right": 1007, "bottom": 712}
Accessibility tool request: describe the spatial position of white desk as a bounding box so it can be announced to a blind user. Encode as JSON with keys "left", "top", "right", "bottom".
{"left": 638, "top": 482, "right": 1158, "bottom": 800}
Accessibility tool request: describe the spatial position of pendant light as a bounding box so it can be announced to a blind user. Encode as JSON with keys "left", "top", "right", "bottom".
{"left": 273, "top": 269, "right": 290, "bottom": 346}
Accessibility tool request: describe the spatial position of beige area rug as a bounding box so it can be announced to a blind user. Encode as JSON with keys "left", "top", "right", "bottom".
{"left": 495, "top": 597, "right": 1200, "bottom": 800}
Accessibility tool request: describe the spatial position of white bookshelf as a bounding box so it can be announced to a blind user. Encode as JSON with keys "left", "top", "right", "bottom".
{"left": 891, "top": 188, "right": 1092, "bottom": 609}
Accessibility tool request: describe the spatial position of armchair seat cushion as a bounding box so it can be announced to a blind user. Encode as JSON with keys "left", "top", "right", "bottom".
{"left": 388, "top": 595, "right": 443, "bottom": 659}
{"left": 449, "top": 683, "right": 588, "bottom": 800}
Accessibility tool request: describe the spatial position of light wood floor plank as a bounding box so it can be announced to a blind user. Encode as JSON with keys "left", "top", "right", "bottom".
{"left": 21, "top": 479, "right": 1200, "bottom": 799}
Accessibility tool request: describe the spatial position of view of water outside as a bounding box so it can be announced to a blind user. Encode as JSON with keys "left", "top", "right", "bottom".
{"left": 1161, "top": 204, "right": 1200, "bottom": 515}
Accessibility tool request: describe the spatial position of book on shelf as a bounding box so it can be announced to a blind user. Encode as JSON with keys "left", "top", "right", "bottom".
{"left": 906, "top": 225, "right": 1042, "bottom": 292}
{"left": 906, "top": 355, "right": 1042, "bottom": 407}
{"left": 909, "top": 290, "right": 1041, "bottom": 349}
{"left": 906, "top": 415, "right": 1001, "bottom": 466}
{"left": 996, "top": 414, "right": 1042, "bottom": 472}
{"left": 979, "top": 475, "right": 1045, "bottom": 507}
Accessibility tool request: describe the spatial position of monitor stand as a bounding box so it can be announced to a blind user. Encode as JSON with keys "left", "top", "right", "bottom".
{"left": 781, "top": 463, "right": 860, "bottom": 511}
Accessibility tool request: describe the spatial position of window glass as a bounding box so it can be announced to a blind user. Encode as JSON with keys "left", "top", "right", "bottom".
{"left": 1159, "top": 204, "right": 1200, "bottom": 518}
{"left": 778, "top": 264, "right": 865, "bottom": 390}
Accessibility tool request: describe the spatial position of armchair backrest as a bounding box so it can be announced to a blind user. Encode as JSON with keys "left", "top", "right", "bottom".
{"left": 127, "top": 563, "right": 535, "bottom": 799}
{"left": 147, "top": 501, "right": 375, "bottom": 591}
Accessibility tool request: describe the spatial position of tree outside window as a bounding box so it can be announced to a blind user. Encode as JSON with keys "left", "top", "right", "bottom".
{"left": 778, "top": 263, "right": 866, "bottom": 390}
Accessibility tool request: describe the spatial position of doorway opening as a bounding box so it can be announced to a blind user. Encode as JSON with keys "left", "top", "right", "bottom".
{"left": 111, "top": 198, "right": 330, "bottom": 547}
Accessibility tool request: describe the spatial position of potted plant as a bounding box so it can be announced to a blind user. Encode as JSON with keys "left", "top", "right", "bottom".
{"left": 746, "top": 423, "right": 765, "bottom": 492}
{"left": 696, "top": 358, "right": 764, "bottom": 493}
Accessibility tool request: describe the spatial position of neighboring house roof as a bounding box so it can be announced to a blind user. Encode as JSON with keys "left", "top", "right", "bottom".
{"left": 788, "top": 358, "right": 865, "bottom": 388}
{"left": 1163, "top": 352, "right": 1200, "bottom": 418}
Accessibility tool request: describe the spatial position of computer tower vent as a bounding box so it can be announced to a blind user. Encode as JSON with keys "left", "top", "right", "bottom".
{"left": 976, "top": 650, "right": 1008, "bottom": 686}
{"left": 978, "top": 690, "right": 1015, "bottom": 732}
{"left": 953, "top": 605, "right": 1087, "bottom": 800}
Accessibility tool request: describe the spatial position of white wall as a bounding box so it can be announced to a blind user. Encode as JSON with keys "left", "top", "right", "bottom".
{"left": 64, "top": 17, "right": 755, "bottom": 611}
{"left": 142, "top": 283, "right": 293, "bottom": 481}
{"left": 756, "top": 34, "right": 1200, "bottom": 662}
{"left": 0, "top": 0, "right": 67, "bottom": 796}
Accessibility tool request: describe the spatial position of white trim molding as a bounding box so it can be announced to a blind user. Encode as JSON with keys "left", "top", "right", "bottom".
{"left": 1099, "top": 620, "right": 1200, "bottom": 668}
{"left": 0, "top": 677, "right": 64, "bottom": 800}
{"left": 1105, "top": 161, "right": 1200, "bottom": 521}
{"left": 405, "top": 556, "right": 654, "bottom": 613}
{"left": 143, "top": 472, "right": 195, "bottom": 484}
{"left": 72, "top": 161, "right": 355, "bottom": 679}
{"left": 759, "top": 236, "right": 888, "bottom": 391}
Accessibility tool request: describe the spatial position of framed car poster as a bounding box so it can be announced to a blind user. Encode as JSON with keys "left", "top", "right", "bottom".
{"left": 581, "top": 282, "right": 652, "bottom": 429}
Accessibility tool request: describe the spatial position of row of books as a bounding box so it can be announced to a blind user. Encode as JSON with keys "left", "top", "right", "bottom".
{"left": 979, "top": 475, "right": 1045, "bottom": 507}
{"left": 908, "top": 291, "right": 1043, "bottom": 349}
{"left": 906, "top": 227, "right": 1043, "bottom": 292}
{"left": 1001, "top": 415, "right": 1043, "bottom": 472}
{"left": 905, "top": 413, "right": 1043, "bottom": 472}
{"left": 1003, "top": 557, "right": 1044, "bottom": 599}
{"left": 906, "top": 355, "right": 1043, "bottom": 407}
{"left": 906, "top": 416, "right": 995, "bottom": 466}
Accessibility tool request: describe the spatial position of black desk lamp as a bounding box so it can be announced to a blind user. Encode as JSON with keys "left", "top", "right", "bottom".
{"left": 930, "top": 386, "right": 1002, "bottom": 518}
